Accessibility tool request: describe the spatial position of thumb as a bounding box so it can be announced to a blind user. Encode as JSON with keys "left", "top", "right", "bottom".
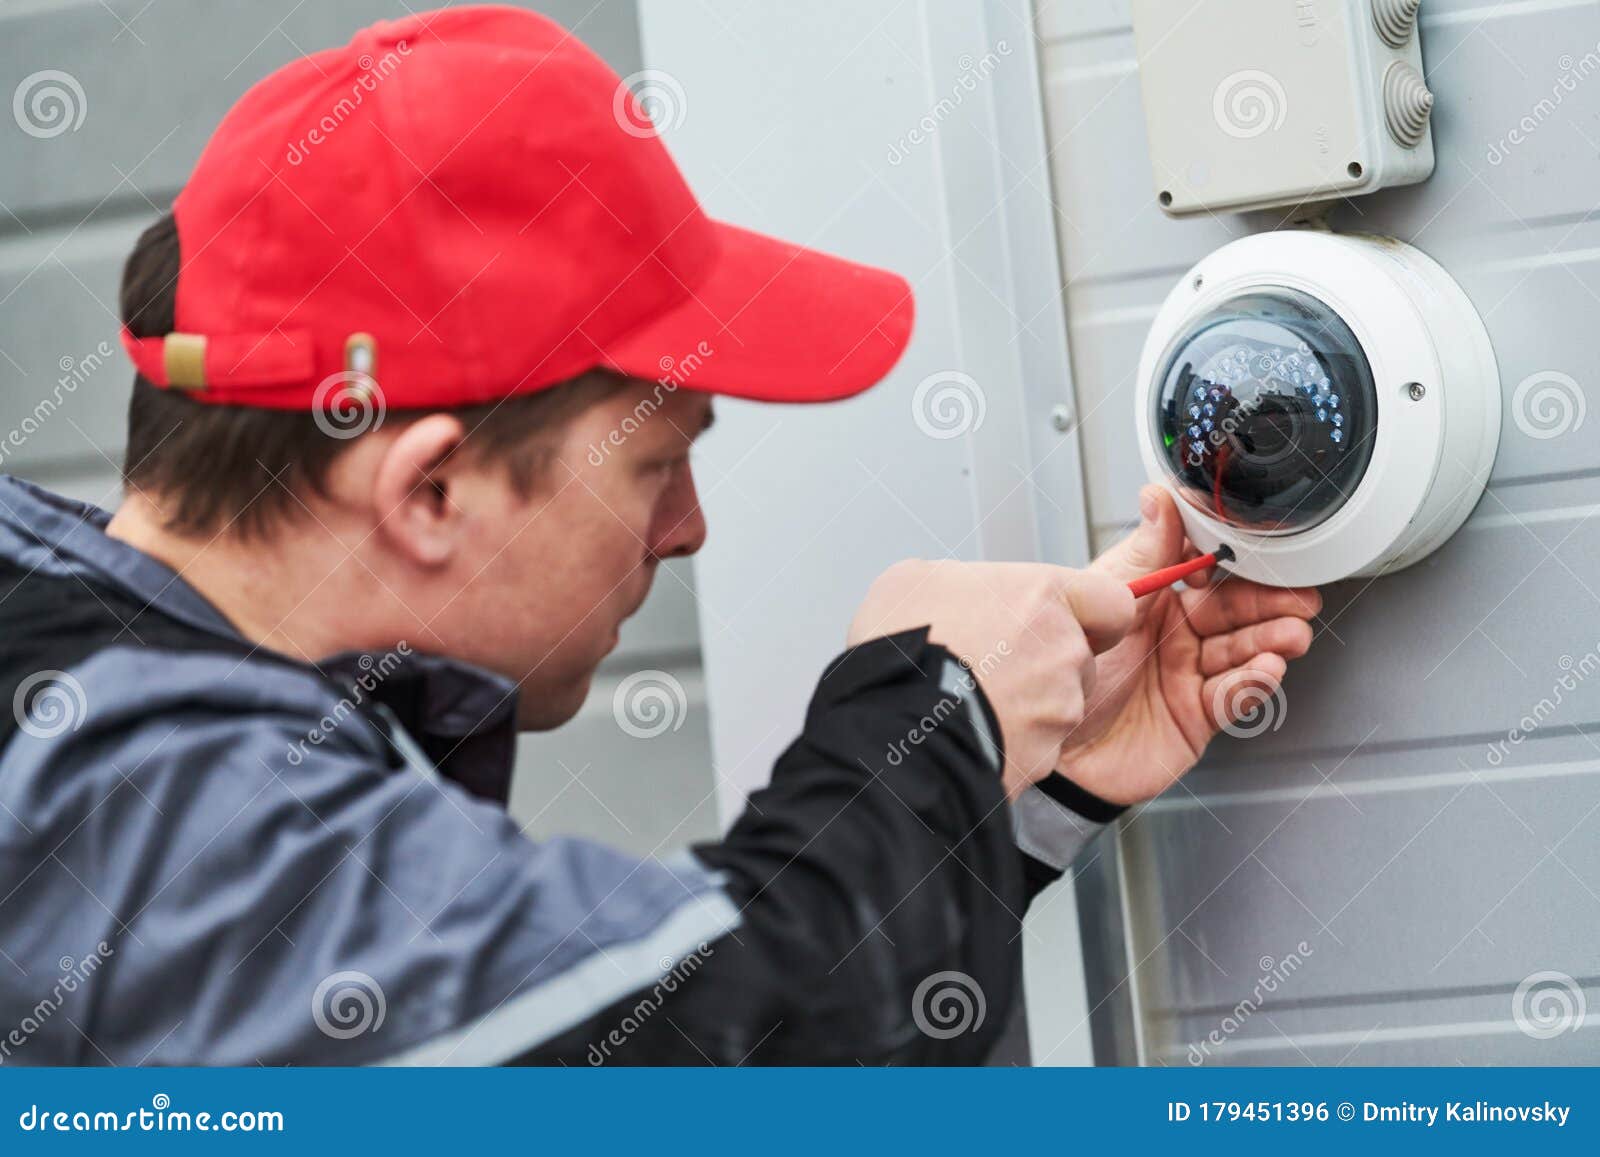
{"left": 1061, "top": 569, "right": 1136, "bottom": 654}
{"left": 1092, "top": 485, "right": 1187, "bottom": 581}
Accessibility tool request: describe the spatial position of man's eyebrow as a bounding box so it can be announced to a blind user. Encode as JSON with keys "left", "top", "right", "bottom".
{"left": 665, "top": 403, "right": 715, "bottom": 448}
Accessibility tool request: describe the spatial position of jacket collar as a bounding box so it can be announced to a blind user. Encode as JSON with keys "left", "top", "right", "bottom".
{"left": 0, "top": 475, "right": 520, "bottom": 803}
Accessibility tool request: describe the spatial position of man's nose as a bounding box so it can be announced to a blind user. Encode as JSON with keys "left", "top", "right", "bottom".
{"left": 651, "top": 470, "right": 707, "bottom": 559}
{"left": 660, "top": 505, "right": 707, "bottom": 559}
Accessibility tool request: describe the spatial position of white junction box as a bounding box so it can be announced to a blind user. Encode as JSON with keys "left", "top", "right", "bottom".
{"left": 1130, "top": 0, "right": 1435, "bottom": 216}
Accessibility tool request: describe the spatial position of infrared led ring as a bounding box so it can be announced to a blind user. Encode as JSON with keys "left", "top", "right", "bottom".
{"left": 1150, "top": 288, "right": 1378, "bottom": 535}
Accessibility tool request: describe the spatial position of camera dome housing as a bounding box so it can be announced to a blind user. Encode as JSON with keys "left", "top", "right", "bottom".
{"left": 1150, "top": 288, "right": 1379, "bottom": 535}
{"left": 1135, "top": 232, "right": 1501, "bottom": 587}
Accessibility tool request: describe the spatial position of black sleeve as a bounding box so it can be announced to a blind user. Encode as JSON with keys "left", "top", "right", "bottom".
{"left": 511, "top": 628, "right": 1025, "bottom": 1065}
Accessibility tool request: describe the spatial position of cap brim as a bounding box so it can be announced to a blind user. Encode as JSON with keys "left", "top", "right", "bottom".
{"left": 597, "top": 221, "right": 914, "bottom": 403}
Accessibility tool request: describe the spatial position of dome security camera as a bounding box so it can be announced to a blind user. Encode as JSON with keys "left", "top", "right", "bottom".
{"left": 1135, "top": 231, "right": 1501, "bottom": 588}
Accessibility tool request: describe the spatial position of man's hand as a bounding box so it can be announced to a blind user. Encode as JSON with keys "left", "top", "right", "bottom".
{"left": 849, "top": 560, "right": 1135, "bottom": 799}
{"left": 1057, "top": 485, "right": 1321, "bottom": 806}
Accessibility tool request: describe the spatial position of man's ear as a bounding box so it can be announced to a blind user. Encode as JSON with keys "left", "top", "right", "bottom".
{"left": 367, "top": 414, "right": 469, "bottom": 567}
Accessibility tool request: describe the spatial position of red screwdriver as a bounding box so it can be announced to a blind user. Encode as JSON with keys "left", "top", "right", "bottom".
{"left": 1127, "top": 544, "right": 1235, "bottom": 598}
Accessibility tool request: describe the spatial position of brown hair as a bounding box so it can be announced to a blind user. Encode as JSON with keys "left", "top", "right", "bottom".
{"left": 120, "top": 212, "right": 626, "bottom": 538}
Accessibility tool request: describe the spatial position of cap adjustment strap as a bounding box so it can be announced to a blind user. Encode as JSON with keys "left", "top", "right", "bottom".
{"left": 162, "top": 333, "right": 208, "bottom": 390}
{"left": 119, "top": 325, "right": 318, "bottom": 394}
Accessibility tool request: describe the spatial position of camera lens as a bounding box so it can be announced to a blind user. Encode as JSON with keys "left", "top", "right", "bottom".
{"left": 1150, "top": 288, "right": 1377, "bottom": 533}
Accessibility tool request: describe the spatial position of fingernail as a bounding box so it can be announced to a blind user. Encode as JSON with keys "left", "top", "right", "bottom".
{"left": 1139, "top": 487, "right": 1158, "bottom": 523}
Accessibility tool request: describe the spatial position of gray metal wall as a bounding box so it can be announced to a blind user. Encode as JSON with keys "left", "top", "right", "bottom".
{"left": 1037, "top": 0, "right": 1599, "bottom": 1063}
{"left": 0, "top": 0, "right": 719, "bottom": 861}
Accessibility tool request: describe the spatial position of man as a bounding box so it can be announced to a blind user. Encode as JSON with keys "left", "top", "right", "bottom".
{"left": 0, "top": 7, "right": 1318, "bottom": 1065}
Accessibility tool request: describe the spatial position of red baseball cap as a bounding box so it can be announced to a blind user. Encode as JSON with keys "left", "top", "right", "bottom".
{"left": 121, "top": 4, "right": 914, "bottom": 410}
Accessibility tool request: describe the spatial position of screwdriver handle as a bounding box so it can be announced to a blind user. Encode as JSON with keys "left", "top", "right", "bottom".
{"left": 1127, "top": 552, "right": 1224, "bottom": 599}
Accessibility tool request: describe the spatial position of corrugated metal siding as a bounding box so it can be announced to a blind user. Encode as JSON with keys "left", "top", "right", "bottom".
{"left": 0, "top": 0, "right": 719, "bottom": 861}
{"left": 1037, "top": 0, "right": 1600, "bottom": 1063}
